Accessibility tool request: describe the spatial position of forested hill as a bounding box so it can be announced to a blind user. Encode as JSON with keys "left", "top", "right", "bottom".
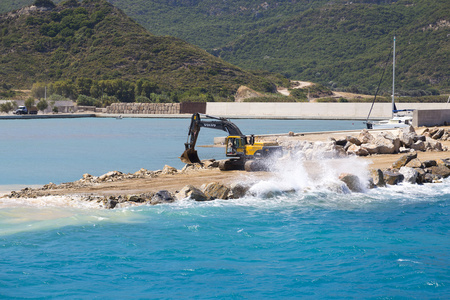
{"left": 108, "top": 0, "right": 450, "bottom": 95}
{"left": 1, "top": 0, "right": 449, "bottom": 95}
{"left": 91, "top": 0, "right": 450, "bottom": 95}
{"left": 0, "top": 0, "right": 278, "bottom": 100}
{"left": 216, "top": 0, "right": 450, "bottom": 95}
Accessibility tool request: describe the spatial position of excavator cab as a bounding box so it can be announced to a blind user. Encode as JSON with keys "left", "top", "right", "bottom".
{"left": 225, "top": 136, "right": 246, "bottom": 157}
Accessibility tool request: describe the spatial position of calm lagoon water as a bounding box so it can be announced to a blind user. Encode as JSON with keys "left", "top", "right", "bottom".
{"left": 0, "top": 117, "right": 364, "bottom": 185}
{"left": 0, "top": 118, "right": 448, "bottom": 299}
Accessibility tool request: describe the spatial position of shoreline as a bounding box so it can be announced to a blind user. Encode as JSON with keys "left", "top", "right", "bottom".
{"left": 2, "top": 125, "right": 450, "bottom": 208}
{"left": 0, "top": 113, "right": 386, "bottom": 120}
{"left": 3, "top": 148, "right": 450, "bottom": 207}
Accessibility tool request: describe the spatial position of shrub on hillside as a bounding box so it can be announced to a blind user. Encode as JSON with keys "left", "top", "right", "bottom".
{"left": 37, "top": 99, "right": 49, "bottom": 112}
{"left": 0, "top": 101, "right": 17, "bottom": 113}
{"left": 77, "top": 94, "right": 97, "bottom": 106}
{"left": 34, "top": 0, "right": 56, "bottom": 9}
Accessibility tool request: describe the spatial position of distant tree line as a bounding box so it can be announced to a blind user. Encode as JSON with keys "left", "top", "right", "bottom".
{"left": 31, "top": 78, "right": 219, "bottom": 107}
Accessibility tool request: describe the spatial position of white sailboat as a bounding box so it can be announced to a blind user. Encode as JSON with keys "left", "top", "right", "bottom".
{"left": 366, "top": 36, "right": 414, "bottom": 130}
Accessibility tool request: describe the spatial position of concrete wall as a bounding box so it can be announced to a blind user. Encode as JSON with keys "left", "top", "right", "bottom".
{"left": 206, "top": 102, "right": 449, "bottom": 119}
{"left": 413, "top": 109, "right": 450, "bottom": 127}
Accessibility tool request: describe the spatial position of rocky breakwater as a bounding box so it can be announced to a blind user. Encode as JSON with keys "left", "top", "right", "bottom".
{"left": 276, "top": 125, "right": 450, "bottom": 189}
{"left": 338, "top": 126, "right": 450, "bottom": 186}
{"left": 4, "top": 126, "right": 450, "bottom": 209}
{"left": 343, "top": 126, "right": 447, "bottom": 156}
{"left": 2, "top": 160, "right": 253, "bottom": 209}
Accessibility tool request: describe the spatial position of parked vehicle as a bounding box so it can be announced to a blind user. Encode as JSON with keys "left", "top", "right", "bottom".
{"left": 14, "top": 106, "right": 28, "bottom": 115}
{"left": 13, "top": 106, "right": 38, "bottom": 115}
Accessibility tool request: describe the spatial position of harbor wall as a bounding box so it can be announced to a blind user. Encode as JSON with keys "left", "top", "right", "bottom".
{"left": 107, "top": 103, "right": 181, "bottom": 114}
{"left": 206, "top": 102, "right": 449, "bottom": 119}
{"left": 413, "top": 109, "right": 450, "bottom": 127}
{"left": 105, "top": 102, "right": 206, "bottom": 114}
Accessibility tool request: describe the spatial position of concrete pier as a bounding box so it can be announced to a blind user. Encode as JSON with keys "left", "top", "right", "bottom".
{"left": 205, "top": 102, "right": 449, "bottom": 120}
{"left": 1, "top": 103, "right": 449, "bottom": 125}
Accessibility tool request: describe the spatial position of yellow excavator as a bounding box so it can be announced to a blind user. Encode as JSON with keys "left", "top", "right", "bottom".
{"left": 180, "top": 113, "right": 282, "bottom": 171}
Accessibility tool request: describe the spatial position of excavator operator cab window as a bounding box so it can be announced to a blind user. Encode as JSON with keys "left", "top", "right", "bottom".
{"left": 226, "top": 137, "right": 246, "bottom": 156}
{"left": 226, "top": 138, "right": 237, "bottom": 155}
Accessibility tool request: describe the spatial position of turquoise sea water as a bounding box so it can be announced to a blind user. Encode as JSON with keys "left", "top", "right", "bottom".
{"left": 0, "top": 118, "right": 448, "bottom": 299}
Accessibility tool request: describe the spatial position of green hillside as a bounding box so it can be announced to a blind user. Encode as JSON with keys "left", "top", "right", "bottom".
{"left": 0, "top": 1, "right": 36, "bottom": 15}
{"left": 106, "top": 0, "right": 450, "bottom": 95}
{"left": 1, "top": 0, "right": 449, "bottom": 95}
{"left": 0, "top": 0, "right": 279, "bottom": 101}
{"left": 216, "top": 0, "right": 450, "bottom": 95}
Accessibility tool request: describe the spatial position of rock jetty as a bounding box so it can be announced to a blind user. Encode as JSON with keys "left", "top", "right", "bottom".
{"left": 3, "top": 126, "right": 450, "bottom": 209}
{"left": 277, "top": 126, "right": 447, "bottom": 159}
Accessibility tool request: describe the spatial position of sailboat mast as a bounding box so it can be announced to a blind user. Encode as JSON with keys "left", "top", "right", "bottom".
{"left": 392, "top": 36, "right": 396, "bottom": 118}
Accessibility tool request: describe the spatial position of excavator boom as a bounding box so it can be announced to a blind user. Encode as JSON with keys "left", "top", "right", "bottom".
{"left": 180, "top": 113, "right": 245, "bottom": 164}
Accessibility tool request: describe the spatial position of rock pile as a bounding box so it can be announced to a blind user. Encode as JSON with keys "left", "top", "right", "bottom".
{"left": 4, "top": 126, "right": 450, "bottom": 209}
{"left": 342, "top": 126, "right": 449, "bottom": 156}
{"left": 278, "top": 126, "right": 447, "bottom": 159}
{"left": 106, "top": 103, "right": 180, "bottom": 114}
{"left": 340, "top": 126, "right": 446, "bottom": 156}
{"left": 369, "top": 152, "right": 450, "bottom": 187}
{"left": 3, "top": 160, "right": 226, "bottom": 207}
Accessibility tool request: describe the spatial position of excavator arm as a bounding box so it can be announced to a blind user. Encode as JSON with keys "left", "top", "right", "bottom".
{"left": 180, "top": 113, "right": 245, "bottom": 164}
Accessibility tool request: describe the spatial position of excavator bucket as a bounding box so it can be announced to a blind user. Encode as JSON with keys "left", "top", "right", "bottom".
{"left": 180, "top": 148, "right": 201, "bottom": 164}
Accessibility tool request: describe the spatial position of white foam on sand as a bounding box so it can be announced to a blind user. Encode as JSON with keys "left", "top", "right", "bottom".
{"left": 0, "top": 195, "right": 147, "bottom": 236}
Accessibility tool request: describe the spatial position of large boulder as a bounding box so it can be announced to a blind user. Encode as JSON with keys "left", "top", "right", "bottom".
{"left": 202, "top": 159, "right": 219, "bottom": 168}
{"left": 150, "top": 190, "right": 175, "bottom": 205}
{"left": 399, "top": 133, "right": 414, "bottom": 147}
{"left": 98, "top": 171, "right": 123, "bottom": 182}
{"left": 391, "top": 152, "right": 417, "bottom": 169}
{"left": 181, "top": 163, "right": 204, "bottom": 173}
{"left": 126, "top": 195, "right": 146, "bottom": 203}
{"left": 104, "top": 198, "right": 118, "bottom": 209}
{"left": 371, "top": 169, "right": 386, "bottom": 187}
{"left": 336, "top": 137, "right": 348, "bottom": 147}
{"left": 425, "top": 137, "right": 443, "bottom": 151}
{"left": 429, "top": 165, "right": 450, "bottom": 178}
{"left": 383, "top": 170, "right": 404, "bottom": 185}
{"left": 347, "top": 144, "right": 369, "bottom": 156}
{"left": 405, "top": 158, "right": 423, "bottom": 168}
{"left": 228, "top": 182, "right": 250, "bottom": 199}
{"left": 162, "top": 165, "right": 178, "bottom": 175}
{"left": 399, "top": 167, "right": 419, "bottom": 184}
{"left": 346, "top": 135, "right": 361, "bottom": 146}
{"left": 339, "top": 173, "right": 364, "bottom": 192}
{"left": 402, "top": 125, "right": 416, "bottom": 134}
{"left": 410, "top": 140, "right": 426, "bottom": 151}
{"left": 201, "top": 182, "right": 231, "bottom": 200}
{"left": 176, "top": 185, "right": 208, "bottom": 201}
{"left": 415, "top": 168, "right": 427, "bottom": 184}
{"left": 134, "top": 168, "right": 155, "bottom": 178}
{"left": 414, "top": 135, "right": 426, "bottom": 142}
{"left": 423, "top": 160, "right": 437, "bottom": 168}
{"left": 360, "top": 143, "right": 379, "bottom": 155}
{"left": 373, "top": 132, "right": 400, "bottom": 154}
{"left": 436, "top": 158, "right": 450, "bottom": 168}
{"left": 358, "top": 129, "right": 374, "bottom": 144}
{"left": 431, "top": 128, "right": 444, "bottom": 140}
